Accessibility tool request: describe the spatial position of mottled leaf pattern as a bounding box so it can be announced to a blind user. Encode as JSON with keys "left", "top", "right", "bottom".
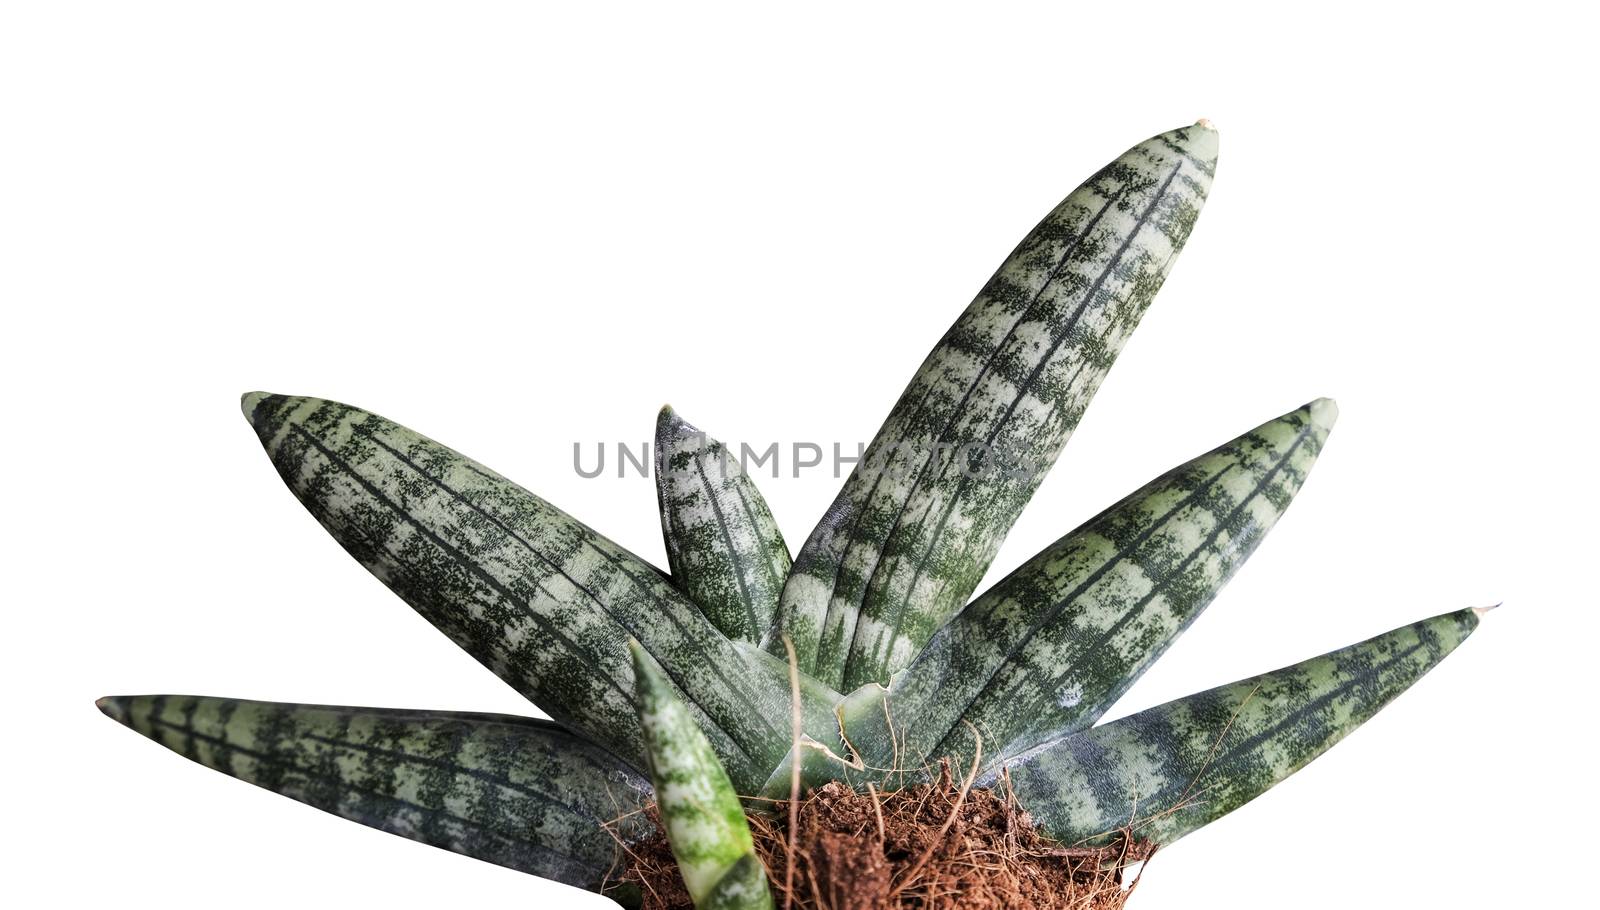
{"left": 656, "top": 406, "right": 792, "bottom": 645}
{"left": 631, "top": 643, "right": 773, "bottom": 909}
{"left": 241, "top": 393, "right": 830, "bottom": 792}
{"left": 993, "top": 608, "right": 1480, "bottom": 847}
{"left": 92, "top": 120, "right": 1492, "bottom": 894}
{"left": 703, "top": 855, "right": 775, "bottom": 910}
{"left": 843, "top": 400, "right": 1336, "bottom": 774}
{"left": 775, "top": 122, "right": 1220, "bottom": 691}
{"left": 96, "top": 695, "right": 652, "bottom": 895}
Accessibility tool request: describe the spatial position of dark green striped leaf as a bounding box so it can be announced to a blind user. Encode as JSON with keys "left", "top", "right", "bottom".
{"left": 992, "top": 607, "right": 1481, "bottom": 848}
{"left": 241, "top": 393, "right": 836, "bottom": 792}
{"left": 631, "top": 643, "right": 773, "bottom": 910}
{"left": 656, "top": 406, "right": 792, "bottom": 645}
{"left": 773, "top": 122, "right": 1221, "bottom": 691}
{"left": 843, "top": 400, "right": 1336, "bottom": 774}
{"left": 96, "top": 695, "right": 652, "bottom": 896}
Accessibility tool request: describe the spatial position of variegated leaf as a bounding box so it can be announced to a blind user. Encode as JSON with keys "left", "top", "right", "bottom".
{"left": 242, "top": 393, "right": 837, "bottom": 792}
{"left": 703, "top": 854, "right": 775, "bottom": 910}
{"left": 774, "top": 122, "right": 1221, "bottom": 690}
{"left": 844, "top": 400, "right": 1336, "bottom": 774}
{"left": 97, "top": 695, "right": 652, "bottom": 898}
{"left": 992, "top": 607, "right": 1481, "bottom": 847}
{"left": 656, "top": 406, "right": 792, "bottom": 645}
{"left": 631, "top": 643, "right": 773, "bottom": 910}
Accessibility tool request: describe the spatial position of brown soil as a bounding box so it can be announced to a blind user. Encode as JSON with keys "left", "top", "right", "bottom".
{"left": 611, "top": 765, "right": 1152, "bottom": 910}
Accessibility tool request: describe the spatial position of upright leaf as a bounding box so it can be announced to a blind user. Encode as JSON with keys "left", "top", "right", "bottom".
{"left": 845, "top": 400, "right": 1336, "bottom": 773}
{"left": 774, "top": 122, "right": 1221, "bottom": 690}
{"left": 97, "top": 695, "right": 652, "bottom": 898}
{"left": 631, "top": 643, "right": 774, "bottom": 910}
{"left": 655, "top": 406, "right": 792, "bottom": 644}
{"left": 992, "top": 607, "right": 1481, "bottom": 848}
{"left": 241, "top": 393, "right": 833, "bottom": 791}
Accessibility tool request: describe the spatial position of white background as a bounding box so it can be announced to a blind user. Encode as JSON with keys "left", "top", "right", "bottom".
{"left": 3, "top": 3, "right": 1594, "bottom": 907}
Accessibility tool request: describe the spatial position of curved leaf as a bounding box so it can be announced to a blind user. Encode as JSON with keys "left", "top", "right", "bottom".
{"left": 241, "top": 393, "right": 829, "bottom": 791}
{"left": 96, "top": 695, "right": 652, "bottom": 896}
{"left": 632, "top": 643, "right": 773, "bottom": 910}
{"left": 846, "top": 400, "right": 1336, "bottom": 773}
{"left": 774, "top": 121, "right": 1221, "bottom": 690}
{"left": 991, "top": 607, "right": 1481, "bottom": 847}
{"left": 656, "top": 406, "right": 792, "bottom": 644}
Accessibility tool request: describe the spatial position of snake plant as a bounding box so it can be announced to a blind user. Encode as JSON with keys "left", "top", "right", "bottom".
{"left": 99, "top": 121, "right": 1483, "bottom": 908}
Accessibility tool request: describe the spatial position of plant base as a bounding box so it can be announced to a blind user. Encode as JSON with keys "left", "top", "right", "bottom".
{"left": 614, "top": 767, "right": 1152, "bottom": 909}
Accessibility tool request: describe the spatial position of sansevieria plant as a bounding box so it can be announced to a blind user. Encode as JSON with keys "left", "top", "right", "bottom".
{"left": 99, "top": 121, "right": 1485, "bottom": 909}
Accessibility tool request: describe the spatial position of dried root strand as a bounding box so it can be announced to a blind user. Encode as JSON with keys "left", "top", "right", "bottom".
{"left": 613, "top": 763, "right": 1153, "bottom": 910}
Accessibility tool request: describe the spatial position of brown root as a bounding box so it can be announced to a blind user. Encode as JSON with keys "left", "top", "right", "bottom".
{"left": 611, "top": 765, "right": 1152, "bottom": 910}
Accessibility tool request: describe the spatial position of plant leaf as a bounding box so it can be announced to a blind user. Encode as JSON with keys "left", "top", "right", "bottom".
{"left": 755, "top": 676, "right": 892, "bottom": 799}
{"left": 631, "top": 643, "right": 773, "bottom": 910}
{"left": 96, "top": 695, "right": 652, "bottom": 897}
{"left": 656, "top": 406, "right": 792, "bottom": 644}
{"left": 702, "top": 854, "right": 776, "bottom": 910}
{"left": 990, "top": 607, "right": 1481, "bottom": 848}
{"left": 774, "top": 122, "right": 1221, "bottom": 691}
{"left": 241, "top": 393, "right": 831, "bottom": 791}
{"left": 844, "top": 400, "right": 1336, "bottom": 774}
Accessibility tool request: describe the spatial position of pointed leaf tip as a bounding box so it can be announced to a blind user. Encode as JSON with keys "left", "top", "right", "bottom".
{"left": 95, "top": 695, "right": 128, "bottom": 724}
{"left": 240, "top": 391, "right": 270, "bottom": 422}
{"left": 656, "top": 403, "right": 695, "bottom": 441}
{"left": 627, "top": 638, "right": 647, "bottom": 668}
{"left": 1168, "top": 119, "right": 1219, "bottom": 159}
{"left": 1309, "top": 397, "right": 1339, "bottom": 431}
{"left": 1472, "top": 602, "right": 1503, "bottom": 617}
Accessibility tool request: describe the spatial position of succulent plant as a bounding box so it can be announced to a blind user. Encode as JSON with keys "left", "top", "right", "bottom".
{"left": 98, "top": 121, "right": 1483, "bottom": 909}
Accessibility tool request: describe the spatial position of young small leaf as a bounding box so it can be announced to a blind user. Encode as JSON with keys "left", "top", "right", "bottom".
{"left": 656, "top": 406, "right": 792, "bottom": 645}
{"left": 631, "top": 642, "right": 773, "bottom": 910}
